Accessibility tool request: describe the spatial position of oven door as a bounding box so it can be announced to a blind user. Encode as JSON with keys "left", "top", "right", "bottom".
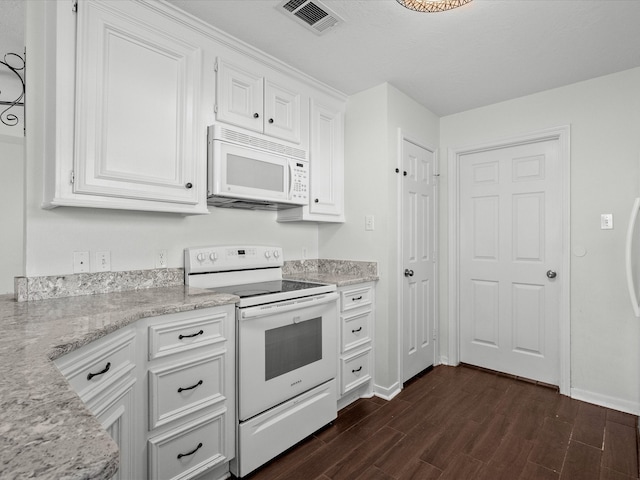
{"left": 237, "top": 292, "right": 338, "bottom": 421}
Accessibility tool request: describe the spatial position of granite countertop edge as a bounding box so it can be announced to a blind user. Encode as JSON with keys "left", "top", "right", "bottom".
{"left": 0, "top": 286, "right": 238, "bottom": 480}
{"left": 284, "top": 273, "right": 379, "bottom": 287}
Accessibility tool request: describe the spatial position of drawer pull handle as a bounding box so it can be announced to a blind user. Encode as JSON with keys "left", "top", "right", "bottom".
{"left": 352, "top": 366, "right": 363, "bottom": 373}
{"left": 178, "top": 380, "right": 203, "bottom": 393}
{"left": 352, "top": 296, "right": 363, "bottom": 301}
{"left": 179, "top": 329, "right": 204, "bottom": 340}
{"left": 352, "top": 327, "right": 363, "bottom": 333}
{"left": 87, "top": 362, "right": 111, "bottom": 381}
{"left": 177, "top": 442, "right": 203, "bottom": 459}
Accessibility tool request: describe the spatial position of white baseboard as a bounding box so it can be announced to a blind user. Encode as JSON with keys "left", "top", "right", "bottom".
{"left": 439, "top": 356, "right": 450, "bottom": 366}
{"left": 570, "top": 388, "right": 640, "bottom": 416}
{"left": 374, "top": 381, "right": 401, "bottom": 401}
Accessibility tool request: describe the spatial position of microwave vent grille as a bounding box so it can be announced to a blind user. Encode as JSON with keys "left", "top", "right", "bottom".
{"left": 219, "top": 127, "right": 307, "bottom": 160}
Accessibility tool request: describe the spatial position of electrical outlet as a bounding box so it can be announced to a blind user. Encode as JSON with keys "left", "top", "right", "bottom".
{"left": 73, "top": 251, "right": 90, "bottom": 273}
{"left": 156, "top": 249, "right": 168, "bottom": 268}
{"left": 95, "top": 251, "right": 111, "bottom": 272}
{"left": 601, "top": 213, "right": 613, "bottom": 230}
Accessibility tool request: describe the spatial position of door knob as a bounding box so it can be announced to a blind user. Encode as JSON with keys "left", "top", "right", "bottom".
{"left": 546, "top": 270, "right": 557, "bottom": 279}
{"left": 404, "top": 269, "right": 414, "bottom": 277}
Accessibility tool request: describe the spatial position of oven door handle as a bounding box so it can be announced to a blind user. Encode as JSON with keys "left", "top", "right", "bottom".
{"left": 240, "top": 292, "right": 339, "bottom": 320}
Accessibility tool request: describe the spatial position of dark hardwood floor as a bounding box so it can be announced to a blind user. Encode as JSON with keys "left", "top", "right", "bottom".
{"left": 242, "top": 365, "right": 639, "bottom": 480}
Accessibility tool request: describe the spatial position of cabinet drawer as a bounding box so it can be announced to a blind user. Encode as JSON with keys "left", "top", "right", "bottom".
{"left": 55, "top": 328, "right": 136, "bottom": 403}
{"left": 340, "top": 347, "right": 372, "bottom": 395}
{"left": 149, "top": 352, "right": 226, "bottom": 429}
{"left": 340, "top": 285, "right": 373, "bottom": 312}
{"left": 148, "top": 410, "right": 227, "bottom": 480}
{"left": 341, "top": 310, "right": 372, "bottom": 354}
{"left": 148, "top": 309, "right": 229, "bottom": 360}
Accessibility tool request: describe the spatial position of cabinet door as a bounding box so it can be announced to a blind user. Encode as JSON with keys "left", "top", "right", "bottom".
{"left": 92, "top": 378, "right": 138, "bottom": 480}
{"left": 216, "top": 60, "right": 263, "bottom": 133}
{"left": 74, "top": 0, "right": 203, "bottom": 206}
{"left": 309, "top": 99, "right": 344, "bottom": 217}
{"left": 264, "top": 80, "right": 301, "bottom": 144}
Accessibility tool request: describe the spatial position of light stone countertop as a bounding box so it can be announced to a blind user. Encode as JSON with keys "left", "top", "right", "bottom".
{"left": 0, "top": 286, "right": 238, "bottom": 480}
{"left": 284, "top": 272, "right": 379, "bottom": 287}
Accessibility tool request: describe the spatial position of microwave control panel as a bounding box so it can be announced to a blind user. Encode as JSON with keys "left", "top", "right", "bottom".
{"left": 290, "top": 160, "right": 309, "bottom": 203}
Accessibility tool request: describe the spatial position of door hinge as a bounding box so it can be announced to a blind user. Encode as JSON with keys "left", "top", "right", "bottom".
{"left": 214, "top": 104, "right": 218, "bottom": 114}
{"left": 72, "top": 0, "right": 78, "bottom": 13}
{"left": 70, "top": 171, "right": 75, "bottom": 184}
{"left": 214, "top": 60, "right": 218, "bottom": 73}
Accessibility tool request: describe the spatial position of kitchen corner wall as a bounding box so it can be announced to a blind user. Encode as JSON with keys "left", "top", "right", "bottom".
{"left": 21, "top": 2, "right": 318, "bottom": 282}
{"left": 0, "top": 134, "right": 24, "bottom": 293}
{"left": 319, "top": 83, "right": 440, "bottom": 393}
{"left": 440, "top": 67, "right": 640, "bottom": 413}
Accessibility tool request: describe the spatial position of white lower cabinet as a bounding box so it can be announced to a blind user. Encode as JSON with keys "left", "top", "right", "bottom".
{"left": 54, "top": 326, "right": 139, "bottom": 480}
{"left": 54, "top": 305, "right": 235, "bottom": 480}
{"left": 145, "top": 306, "right": 235, "bottom": 480}
{"left": 337, "top": 283, "right": 375, "bottom": 410}
{"left": 148, "top": 410, "right": 227, "bottom": 480}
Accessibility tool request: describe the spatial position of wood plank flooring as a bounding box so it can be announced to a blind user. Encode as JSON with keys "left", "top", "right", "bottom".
{"left": 240, "top": 365, "right": 639, "bottom": 480}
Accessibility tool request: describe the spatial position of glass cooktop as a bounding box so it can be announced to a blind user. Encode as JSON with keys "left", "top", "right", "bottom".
{"left": 213, "top": 280, "right": 330, "bottom": 299}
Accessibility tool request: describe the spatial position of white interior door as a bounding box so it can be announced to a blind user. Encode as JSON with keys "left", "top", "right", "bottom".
{"left": 402, "top": 138, "right": 436, "bottom": 382}
{"left": 459, "top": 139, "right": 562, "bottom": 385}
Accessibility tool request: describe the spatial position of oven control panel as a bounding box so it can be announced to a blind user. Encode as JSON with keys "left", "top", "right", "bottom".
{"left": 185, "top": 245, "right": 284, "bottom": 274}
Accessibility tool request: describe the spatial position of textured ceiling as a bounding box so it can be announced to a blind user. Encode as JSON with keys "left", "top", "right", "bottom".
{"left": 167, "top": 0, "right": 640, "bottom": 116}
{"left": 3, "top": 1, "right": 640, "bottom": 116}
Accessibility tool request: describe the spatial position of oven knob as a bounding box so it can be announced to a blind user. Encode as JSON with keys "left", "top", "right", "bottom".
{"left": 209, "top": 253, "right": 218, "bottom": 262}
{"left": 273, "top": 250, "right": 280, "bottom": 259}
{"left": 196, "top": 253, "right": 206, "bottom": 262}
{"left": 264, "top": 251, "right": 271, "bottom": 259}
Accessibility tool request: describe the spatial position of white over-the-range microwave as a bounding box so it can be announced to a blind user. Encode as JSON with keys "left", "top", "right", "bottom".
{"left": 207, "top": 125, "right": 309, "bottom": 210}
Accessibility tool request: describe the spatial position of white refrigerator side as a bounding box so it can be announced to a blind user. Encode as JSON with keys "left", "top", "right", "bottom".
{"left": 625, "top": 197, "right": 640, "bottom": 317}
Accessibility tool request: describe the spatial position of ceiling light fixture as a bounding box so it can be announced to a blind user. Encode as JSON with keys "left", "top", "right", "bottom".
{"left": 396, "top": 0, "right": 472, "bottom": 13}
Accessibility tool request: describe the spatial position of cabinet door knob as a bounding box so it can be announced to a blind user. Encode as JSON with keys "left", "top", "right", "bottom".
{"left": 185, "top": 182, "right": 193, "bottom": 189}
{"left": 253, "top": 113, "right": 260, "bottom": 118}
{"left": 268, "top": 118, "right": 274, "bottom": 124}
{"left": 314, "top": 198, "right": 319, "bottom": 203}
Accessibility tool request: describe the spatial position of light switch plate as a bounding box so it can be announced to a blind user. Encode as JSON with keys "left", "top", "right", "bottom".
{"left": 365, "top": 215, "right": 375, "bottom": 231}
{"left": 601, "top": 213, "right": 613, "bottom": 230}
{"left": 95, "top": 251, "right": 111, "bottom": 272}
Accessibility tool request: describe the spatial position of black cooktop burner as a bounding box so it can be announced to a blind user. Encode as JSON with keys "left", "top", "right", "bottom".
{"left": 215, "top": 280, "right": 328, "bottom": 299}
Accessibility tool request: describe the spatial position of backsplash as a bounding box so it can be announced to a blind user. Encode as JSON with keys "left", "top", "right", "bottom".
{"left": 14, "top": 259, "right": 378, "bottom": 302}
{"left": 14, "top": 268, "right": 184, "bottom": 302}
{"left": 283, "top": 259, "right": 378, "bottom": 278}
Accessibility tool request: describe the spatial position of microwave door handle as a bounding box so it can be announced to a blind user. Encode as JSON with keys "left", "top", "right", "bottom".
{"left": 287, "top": 161, "right": 293, "bottom": 198}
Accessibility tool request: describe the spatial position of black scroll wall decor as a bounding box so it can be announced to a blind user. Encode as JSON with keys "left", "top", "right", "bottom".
{"left": 0, "top": 52, "right": 25, "bottom": 129}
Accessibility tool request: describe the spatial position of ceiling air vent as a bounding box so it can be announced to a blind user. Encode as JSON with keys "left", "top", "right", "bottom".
{"left": 278, "top": 0, "right": 343, "bottom": 35}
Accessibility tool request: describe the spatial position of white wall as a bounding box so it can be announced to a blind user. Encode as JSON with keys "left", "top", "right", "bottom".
{"left": 0, "top": 134, "right": 24, "bottom": 293}
{"left": 440, "top": 67, "right": 640, "bottom": 413}
{"left": 319, "top": 83, "right": 439, "bottom": 392}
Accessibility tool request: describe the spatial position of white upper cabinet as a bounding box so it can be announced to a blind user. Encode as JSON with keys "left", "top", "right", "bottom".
{"left": 37, "top": 0, "right": 344, "bottom": 217}
{"left": 216, "top": 59, "right": 302, "bottom": 145}
{"left": 278, "top": 97, "right": 344, "bottom": 223}
{"left": 42, "top": 0, "right": 212, "bottom": 214}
